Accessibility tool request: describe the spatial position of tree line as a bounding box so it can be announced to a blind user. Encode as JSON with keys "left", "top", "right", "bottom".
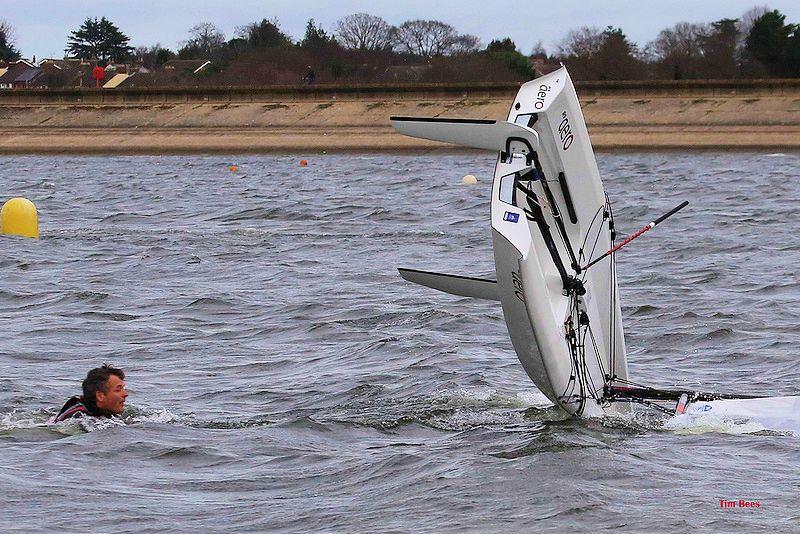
{"left": 1, "top": 7, "right": 800, "bottom": 84}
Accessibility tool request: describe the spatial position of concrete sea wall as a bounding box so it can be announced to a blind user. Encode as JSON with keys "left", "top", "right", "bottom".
{"left": 1, "top": 80, "right": 799, "bottom": 153}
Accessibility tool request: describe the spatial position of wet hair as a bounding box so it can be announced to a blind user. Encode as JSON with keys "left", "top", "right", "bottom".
{"left": 82, "top": 364, "right": 125, "bottom": 412}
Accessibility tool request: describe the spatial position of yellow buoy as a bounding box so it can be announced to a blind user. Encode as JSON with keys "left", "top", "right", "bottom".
{"left": 460, "top": 174, "right": 478, "bottom": 185}
{"left": 1, "top": 197, "right": 39, "bottom": 239}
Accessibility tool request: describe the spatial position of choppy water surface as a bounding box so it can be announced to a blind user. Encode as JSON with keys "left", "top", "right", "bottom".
{"left": 1, "top": 152, "right": 799, "bottom": 531}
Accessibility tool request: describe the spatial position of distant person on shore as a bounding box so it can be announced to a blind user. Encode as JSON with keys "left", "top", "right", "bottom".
{"left": 53, "top": 364, "right": 128, "bottom": 422}
{"left": 302, "top": 65, "right": 316, "bottom": 85}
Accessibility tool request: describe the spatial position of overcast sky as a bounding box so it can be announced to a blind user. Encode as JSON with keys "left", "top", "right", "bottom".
{"left": 4, "top": 1, "right": 799, "bottom": 61}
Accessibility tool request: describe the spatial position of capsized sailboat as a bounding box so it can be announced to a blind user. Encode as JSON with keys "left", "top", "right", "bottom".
{"left": 391, "top": 66, "right": 799, "bottom": 422}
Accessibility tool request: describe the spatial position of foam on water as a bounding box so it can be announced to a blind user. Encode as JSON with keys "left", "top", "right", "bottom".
{"left": 0, "top": 405, "right": 190, "bottom": 437}
{"left": 664, "top": 412, "right": 797, "bottom": 436}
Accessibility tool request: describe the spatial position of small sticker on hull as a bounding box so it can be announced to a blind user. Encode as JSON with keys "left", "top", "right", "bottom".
{"left": 503, "top": 211, "right": 520, "bottom": 223}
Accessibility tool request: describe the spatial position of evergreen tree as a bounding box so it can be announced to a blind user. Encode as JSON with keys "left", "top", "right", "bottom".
{"left": 485, "top": 38, "right": 535, "bottom": 79}
{"left": 301, "top": 19, "right": 337, "bottom": 49}
{"left": 0, "top": 31, "right": 21, "bottom": 62}
{"left": 486, "top": 38, "right": 518, "bottom": 54}
{"left": 66, "top": 17, "right": 133, "bottom": 64}
{"left": 237, "top": 18, "right": 293, "bottom": 48}
{"left": 745, "top": 10, "right": 795, "bottom": 76}
{"left": 701, "top": 19, "right": 739, "bottom": 78}
{"left": 0, "top": 20, "right": 21, "bottom": 61}
{"left": 787, "top": 29, "right": 800, "bottom": 77}
{"left": 594, "top": 27, "right": 642, "bottom": 79}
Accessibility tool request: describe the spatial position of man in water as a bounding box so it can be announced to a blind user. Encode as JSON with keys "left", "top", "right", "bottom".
{"left": 53, "top": 364, "right": 128, "bottom": 422}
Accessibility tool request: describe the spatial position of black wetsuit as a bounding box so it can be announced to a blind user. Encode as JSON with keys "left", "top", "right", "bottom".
{"left": 54, "top": 396, "right": 109, "bottom": 422}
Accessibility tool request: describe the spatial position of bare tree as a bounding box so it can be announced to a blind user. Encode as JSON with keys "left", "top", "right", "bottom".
{"left": 557, "top": 27, "right": 605, "bottom": 58}
{"left": 134, "top": 44, "right": 175, "bottom": 69}
{"left": 449, "top": 34, "right": 481, "bottom": 55}
{"left": 530, "top": 41, "right": 548, "bottom": 58}
{"left": 647, "top": 22, "right": 710, "bottom": 61}
{"left": 0, "top": 19, "right": 16, "bottom": 43}
{"left": 557, "top": 26, "right": 643, "bottom": 80}
{"left": 393, "top": 19, "right": 479, "bottom": 57}
{"left": 737, "top": 5, "right": 770, "bottom": 47}
{"left": 183, "top": 22, "right": 226, "bottom": 57}
{"left": 335, "top": 13, "right": 393, "bottom": 50}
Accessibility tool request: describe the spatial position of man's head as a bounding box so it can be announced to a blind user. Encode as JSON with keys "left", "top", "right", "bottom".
{"left": 82, "top": 364, "right": 128, "bottom": 414}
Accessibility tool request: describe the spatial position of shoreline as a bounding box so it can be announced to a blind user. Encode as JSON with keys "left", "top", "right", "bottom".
{"left": 2, "top": 127, "right": 799, "bottom": 155}
{"left": 2, "top": 81, "right": 800, "bottom": 153}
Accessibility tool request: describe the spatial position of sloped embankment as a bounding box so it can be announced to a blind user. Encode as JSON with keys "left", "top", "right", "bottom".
{"left": 1, "top": 81, "right": 799, "bottom": 153}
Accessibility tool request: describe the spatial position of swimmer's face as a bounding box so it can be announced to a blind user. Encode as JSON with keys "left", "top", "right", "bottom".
{"left": 96, "top": 374, "right": 128, "bottom": 414}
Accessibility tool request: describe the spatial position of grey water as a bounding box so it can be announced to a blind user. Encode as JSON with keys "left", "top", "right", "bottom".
{"left": 0, "top": 152, "right": 798, "bottom": 532}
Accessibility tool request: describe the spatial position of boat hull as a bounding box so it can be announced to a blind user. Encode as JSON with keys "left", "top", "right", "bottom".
{"left": 490, "top": 67, "right": 628, "bottom": 417}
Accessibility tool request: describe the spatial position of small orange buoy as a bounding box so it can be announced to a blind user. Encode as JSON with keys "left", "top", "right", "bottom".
{"left": 299, "top": 160, "right": 308, "bottom": 167}
{"left": 228, "top": 165, "right": 239, "bottom": 172}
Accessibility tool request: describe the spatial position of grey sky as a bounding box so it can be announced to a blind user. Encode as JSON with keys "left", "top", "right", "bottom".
{"left": 3, "top": 1, "right": 799, "bottom": 61}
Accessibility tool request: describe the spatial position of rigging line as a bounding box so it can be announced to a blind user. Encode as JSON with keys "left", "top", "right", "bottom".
{"left": 583, "top": 200, "right": 690, "bottom": 271}
{"left": 604, "top": 193, "right": 618, "bottom": 378}
{"left": 561, "top": 299, "right": 578, "bottom": 397}
{"left": 577, "top": 331, "right": 601, "bottom": 400}
{"left": 559, "top": 372, "right": 578, "bottom": 401}
{"left": 559, "top": 364, "right": 582, "bottom": 406}
{"left": 606, "top": 192, "right": 617, "bottom": 243}
{"left": 580, "top": 199, "right": 615, "bottom": 281}
{"left": 609, "top": 253, "right": 618, "bottom": 378}
{"left": 585, "top": 325, "right": 607, "bottom": 380}
{"left": 563, "top": 374, "right": 578, "bottom": 400}
{"left": 531, "top": 152, "right": 581, "bottom": 273}
{"left": 575, "top": 313, "right": 595, "bottom": 402}
{"left": 608, "top": 269, "right": 615, "bottom": 379}
{"left": 553, "top": 212, "right": 575, "bottom": 268}
{"left": 580, "top": 223, "right": 605, "bottom": 284}
{"left": 589, "top": 331, "right": 608, "bottom": 392}
{"left": 579, "top": 204, "right": 605, "bottom": 258}
{"left": 559, "top": 312, "right": 580, "bottom": 399}
{"left": 564, "top": 308, "right": 585, "bottom": 405}
{"left": 558, "top": 340, "right": 579, "bottom": 399}
{"left": 613, "top": 397, "right": 675, "bottom": 415}
{"left": 571, "top": 307, "right": 595, "bottom": 406}
{"left": 580, "top": 354, "right": 599, "bottom": 399}
{"left": 566, "top": 294, "right": 593, "bottom": 412}
{"left": 607, "top": 376, "right": 654, "bottom": 391}
{"left": 560, "top": 330, "right": 579, "bottom": 398}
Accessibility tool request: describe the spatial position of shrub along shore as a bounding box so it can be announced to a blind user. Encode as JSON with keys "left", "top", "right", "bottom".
{"left": 1, "top": 80, "right": 799, "bottom": 153}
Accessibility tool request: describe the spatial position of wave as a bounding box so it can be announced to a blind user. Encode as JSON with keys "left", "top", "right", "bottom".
{"left": 312, "top": 385, "right": 564, "bottom": 432}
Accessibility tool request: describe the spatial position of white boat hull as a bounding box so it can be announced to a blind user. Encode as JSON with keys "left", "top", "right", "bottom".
{"left": 392, "top": 67, "right": 628, "bottom": 417}
{"left": 490, "top": 68, "right": 627, "bottom": 416}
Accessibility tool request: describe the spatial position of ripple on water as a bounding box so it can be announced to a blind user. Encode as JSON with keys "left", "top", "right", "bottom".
{"left": 1, "top": 153, "right": 799, "bottom": 530}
